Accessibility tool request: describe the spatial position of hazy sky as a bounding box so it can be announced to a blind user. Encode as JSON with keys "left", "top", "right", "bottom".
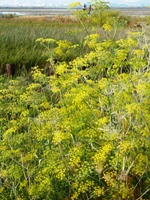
{"left": 0, "top": 0, "right": 149, "bottom": 7}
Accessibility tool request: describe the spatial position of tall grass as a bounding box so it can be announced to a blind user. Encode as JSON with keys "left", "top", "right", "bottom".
{"left": 0, "top": 17, "right": 88, "bottom": 75}
{"left": 0, "top": 13, "right": 137, "bottom": 75}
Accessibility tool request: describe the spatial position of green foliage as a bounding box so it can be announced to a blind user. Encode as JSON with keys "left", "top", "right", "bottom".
{"left": 0, "top": 7, "right": 150, "bottom": 200}
{"left": 0, "top": 5, "right": 131, "bottom": 76}
{"left": 1, "top": 14, "right": 16, "bottom": 19}
{"left": 0, "top": 18, "right": 87, "bottom": 74}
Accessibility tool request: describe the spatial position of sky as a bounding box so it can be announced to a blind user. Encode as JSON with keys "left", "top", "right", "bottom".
{"left": 0, "top": 0, "right": 150, "bottom": 7}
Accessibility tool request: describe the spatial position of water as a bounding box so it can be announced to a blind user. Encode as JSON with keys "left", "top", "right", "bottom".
{"left": 0, "top": 11, "right": 25, "bottom": 16}
{"left": 0, "top": 7, "right": 72, "bottom": 16}
{"left": 113, "top": 7, "right": 150, "bottom": 17}
{"left": 0, "top": 7, "right": 150, "bottom": 17}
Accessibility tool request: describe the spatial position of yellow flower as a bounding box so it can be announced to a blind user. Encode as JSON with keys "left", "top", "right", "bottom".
{"left": 102, "top": 23, "right": 112, "bottom": 32}
{"left": 52, "top": 131, "right": 65, "bottom": 145}
{"left": 69, "top": 2, "right": 82, "bottom": 8}
{"left": 55, "top": 63, "right": 67, "bottom": 75}
{"left": 133, "top": 49, "right": 144, "bottom": 56}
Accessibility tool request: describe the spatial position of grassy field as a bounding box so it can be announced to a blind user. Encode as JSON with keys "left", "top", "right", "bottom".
{"left": 1, "top": 6, "right": 140, "bottom": 76}
{"left": 0, "top": 16, "right": 89, "bottom": 75}
{"left": 1, "top": 6, "right": 147, "bottom": 76}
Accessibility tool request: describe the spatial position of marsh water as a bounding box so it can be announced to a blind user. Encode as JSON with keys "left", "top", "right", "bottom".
{"left": 0, "top": 7, "right": 150, "bottom": 17}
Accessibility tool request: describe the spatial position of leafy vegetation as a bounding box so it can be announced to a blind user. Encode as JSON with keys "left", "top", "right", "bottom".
{"left": 0, "top": 1, "right": 150, "bottom": 199}
{"left": 0, "top": 1, "right": 132, "bottom": 75}
{"left": 0, "top": 17, "right": 88, "bottom": 74}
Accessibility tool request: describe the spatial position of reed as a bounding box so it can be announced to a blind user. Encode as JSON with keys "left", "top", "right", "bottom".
{"left": 0, "top": 17, "right": 87, "bottom": 75}
{"left": 0, "top": 12, "right": 134, "bottom": 76}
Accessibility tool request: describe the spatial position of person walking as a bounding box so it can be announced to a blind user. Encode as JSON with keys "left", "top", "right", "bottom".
{"left": 88, "top": 5, "right": 93, "bottom": 14}
{"left": 83, "top": 3, "right": 87, "bottom": 10}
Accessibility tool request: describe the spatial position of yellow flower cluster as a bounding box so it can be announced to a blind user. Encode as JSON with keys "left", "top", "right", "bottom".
{"left": 102, "top": 23, "right": 112, "bottom": 32}
{"left": 55, "top": 63, "right": 67, "bottom": 75}
{"left": 52, "top": 131, "right": 66, "bottom": 145}
{"left": 84, "top": 34, "right": 100, "bottom": 49}
{"left": 71, "top": 180, "right": 94, "bottom": 200}
{"left": 36, "top": 38, "right": 56, "bottom": 44}
{"left": 69, "top": 2, "right": 82, "bottom": 8}
{"left": 93, "top": 144, "right": 113, "bottom": 170}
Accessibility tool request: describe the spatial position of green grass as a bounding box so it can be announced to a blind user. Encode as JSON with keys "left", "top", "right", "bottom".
{"left": 0, "top": 17, "right": 88, "bottom": 75}
{"left": 0, "top": 13, "right": 137, "bottom": 76}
